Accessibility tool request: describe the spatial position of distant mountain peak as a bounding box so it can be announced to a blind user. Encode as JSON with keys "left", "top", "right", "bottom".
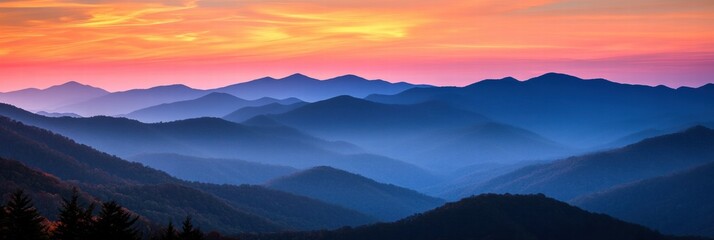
{"left": 45, "top": 81, "right": 106, "bottom": 92}
{"left": 527, "top": 72, "right": 583, "bottom": 83}
{"left": 281, "top": 73, "right": 315, "bottom": 81}
{"left": 327, "top": 74, "right": 368, "bottom": 82}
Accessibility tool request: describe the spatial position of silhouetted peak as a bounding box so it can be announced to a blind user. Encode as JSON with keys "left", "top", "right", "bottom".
{"left": 466, "top": 76, "right": 520, "bottom": 88}
{"left": 327, "top": 74, "right": 368, "bottom": 82}
{"left": 527, "top": 72, "right": 583, "bottom": 84}
{"left": 148, "top": 84, "right": 193, "bottom": 91}
{"left": 58, "top": 81, "right": 84, "bottom": 87}
{"left": 45, "top": 81, "right": 106, "bottom": 92}
{"left": 280, "top": 73, "right": 315, "bottom": 82}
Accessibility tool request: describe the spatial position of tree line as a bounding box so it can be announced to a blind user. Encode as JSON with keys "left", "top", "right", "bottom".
{"left": 0, "top": 189, "right": 207, "bottom": 240}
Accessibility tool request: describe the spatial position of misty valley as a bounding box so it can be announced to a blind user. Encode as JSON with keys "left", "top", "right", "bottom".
{"left": 1, "top": 73, "right": 713, "bottom": 240}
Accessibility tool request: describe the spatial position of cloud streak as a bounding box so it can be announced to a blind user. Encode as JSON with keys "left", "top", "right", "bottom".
{"left": 0, "top": 0, "right": 712, "bottom": 90}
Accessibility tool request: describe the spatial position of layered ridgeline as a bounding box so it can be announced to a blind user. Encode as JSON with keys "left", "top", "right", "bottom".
{"left": 211, "top": 73, "right": 427, "bottom": 102}
{"left": 0, "top": 116, "right": 377, "bottom": 233}
{"left": 0, "top": 103, "right": 437, "bottom": 189}
{"left": 122, "top": 92, "right": 302, "bottom": 123}
{"left": 265, "top": 166, "right": 445, "bottom": 221}
{"left": 575, "top": 161, "right": 714, "bottom": 237}
{"left": 466, "top": 126, "right": 714, "bottom": 201}
{"left": 15, "top": 74, "right": 423, "bottom": 116}
{"left": 368, "top": 73, "right": 714, "bottom": 148}
{"left": 254, "top": 95, "right": 575, "bottom": 171}
{"left": 239, "top": 194, "right": 691, "bottom": 240}
{"left": 0, "top": 81, "right": 108, "bottom": 112}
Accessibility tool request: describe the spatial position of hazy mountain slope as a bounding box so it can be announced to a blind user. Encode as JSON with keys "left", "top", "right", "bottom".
{"left": 264, "top": 95, "right": 489, "bottom": 151}
{"left": 130, "top": 153, "right": 298, "bottom": 185}
{"left": 471, "top": 126, "right": 714, "bottom": 201}
{"left": 0, "top": 116, "right": 177, "bottom": 185}
{"left": 367, "top": 73, "right": 714, "bottom": 148}
{"left": 224, "top": 102, "right": 307, "bottom": 123}
{"left": 0, "top": 116, "right": 378, "bottom": 232}
{"left": 265, "top": 96, "right": 572, "bottom": 170}
{"left": 575, "top": 162, "right": 714, "bottom": 237}
{"left": 392, "top": 122, "right": 574, "bottom": 170}
{"left": 240, "top": 194, "right": 686, "bottom": 240}
{"left": 0, "top": 81, "right": 108, "bottom": 112}
{"left": 212, "top": 74, "right": 426, "bottom": 101}
{"left": 55, "top": 84, "right": 206, "bottom": 116}
{"left": 266, "top": 166, "right": 444, "bottom": 221}
{"left": 0, "top": 104, "right": 435, "bottom": 189}
{"left": 124, "top": 92, "right": 300, "bottom": 123}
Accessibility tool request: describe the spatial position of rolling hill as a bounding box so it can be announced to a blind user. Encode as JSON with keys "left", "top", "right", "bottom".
{"left": 266, "top": 166, "right": 444, "bottom": 221}
{"left": 469, "top": 126, "right": 714, "bottom": 201}
{"left": 575, "top": 162, "right": 714, "bottom": 237}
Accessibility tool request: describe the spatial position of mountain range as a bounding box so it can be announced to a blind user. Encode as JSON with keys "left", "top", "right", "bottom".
{"left": 0, "top": 74, "right": 425, "bottom": 117}
{"left": 367, "top": 73, "right": 714, "bottom": 148}
{"left": 211, "top": 73, "right": 428, "bottom": 102}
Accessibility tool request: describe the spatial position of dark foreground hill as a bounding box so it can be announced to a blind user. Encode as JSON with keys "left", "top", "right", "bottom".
{"left": 575, "top": 162, "right": 714, "bottom": 237}
{"left": 239, "top": 194, "right": 693, "bottom": 240}
{"left": 266, "top": 166, "right": 444, "bottom": 221}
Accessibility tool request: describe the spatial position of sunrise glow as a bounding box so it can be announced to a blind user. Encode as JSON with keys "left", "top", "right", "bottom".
{"left": 1, "top": 0, "right": 713, "bottom": 91}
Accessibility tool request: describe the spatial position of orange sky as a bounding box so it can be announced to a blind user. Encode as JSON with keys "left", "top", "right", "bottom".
{"left": 1, "top": 0, "right": 713, "bottom": 91}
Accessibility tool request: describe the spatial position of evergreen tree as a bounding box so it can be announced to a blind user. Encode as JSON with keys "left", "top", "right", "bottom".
{"left": 158, "top": 221, "right": 179, "bottom": 240}
{"left": 2, "top": 190, "right": 48, "bottom": 240}
{"left": 54, "top": 188, "right": 95, "bottom": 240}
{"left": 91, "top": 201, "right": 140, "bottom": 240}
{"left": 0, "top": 203, "right": 7, "bottom": 240}
{"left": 178, "top": 216, "right": 204, "bottom": 240}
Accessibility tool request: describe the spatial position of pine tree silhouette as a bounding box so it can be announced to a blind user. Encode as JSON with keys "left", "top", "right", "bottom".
{"left": 2, "top": 190, "right": 48, "bottom": 240}
{"left": 54, "top": 188, "right": 95, "bottom": 240}
{"left": 178, "top": 216, "right": 204, "bottom": 240}
{"left": 158, "top": 221, "right": 179, "bottom": 240}
{"left": 0, "top": 203, "right": 7, "bottom": 239}
{"left": 92, "top": 201, "right": 140, "bottom": 240}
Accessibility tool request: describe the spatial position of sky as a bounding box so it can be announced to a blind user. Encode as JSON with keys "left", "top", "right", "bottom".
{"left": 1, "top": 0, "right": 713, "bottom": 92}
